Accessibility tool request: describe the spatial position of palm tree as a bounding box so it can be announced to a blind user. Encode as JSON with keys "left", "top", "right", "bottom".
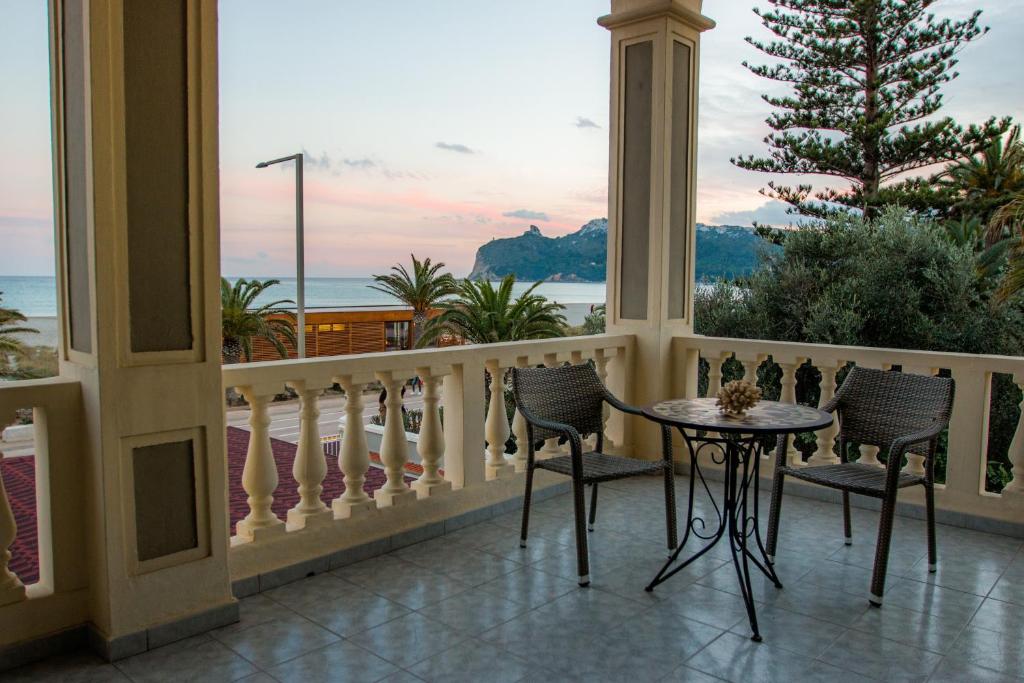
{"left": 988, "top": 192, "right": 1024, "bottom": 302}
{"left": 369, "top": 255, "right": 458, "bottom": 347}
{"left": 221, "top": 278, "right": 296, "bottom": 363}
{"left": 417, "top": 275, "right": 567, "bottom": 347}
{"left": 0, "top": 294, "right": 37, "bottom": 356}
{"left": 938, "top": 125, "right": 1024, "bottom": 225}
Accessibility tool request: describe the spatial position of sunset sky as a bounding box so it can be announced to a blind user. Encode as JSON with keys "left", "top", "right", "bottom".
{"left": 2, "top": 0, "right": 1022, "bottom": 277}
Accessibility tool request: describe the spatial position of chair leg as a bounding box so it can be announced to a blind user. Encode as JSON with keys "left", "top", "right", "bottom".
{"left": 572, "top": 476, "right": 590, "bottom": 586}
{"left": 519, "top": 464, "right": 535, "bottom": 549}
{"left": 765, "top": 472, "right": 785, "bottom": 563}
{"left": 869, "top": 492, "right": 898, "bottom": 607}
{"left": 843, "top": 492, "right": 853, "bottom": 545}
{"left": 925, "top": 482, "right": 937, "bottom": 573}
{"left": 588, "top": 483, "right": 598, "bottom": 532}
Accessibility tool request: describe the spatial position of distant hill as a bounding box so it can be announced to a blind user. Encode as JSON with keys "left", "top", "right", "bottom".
{"left": 468, "top": 218, "right": 774, "bottom": 282}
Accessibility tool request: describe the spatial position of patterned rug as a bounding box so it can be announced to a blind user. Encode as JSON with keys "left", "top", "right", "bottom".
{"left": 1, "top": 426, "right": 412, "bottom": 586}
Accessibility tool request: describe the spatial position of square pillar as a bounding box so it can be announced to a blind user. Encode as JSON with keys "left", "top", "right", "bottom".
{"left": 49, "top": 0, "right": 234, "bottom": 657}
{"left": 599, "top": 0, "right": 714, "bottom": 458}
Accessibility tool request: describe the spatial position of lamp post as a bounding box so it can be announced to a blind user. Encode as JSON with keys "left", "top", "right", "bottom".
{"left": 256, "top": 153, "right": 305, "bottom": 358}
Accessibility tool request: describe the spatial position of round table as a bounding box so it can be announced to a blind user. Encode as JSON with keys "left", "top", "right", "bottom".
{"left": 641, "top": 398, "right": 833, "bottom": 642}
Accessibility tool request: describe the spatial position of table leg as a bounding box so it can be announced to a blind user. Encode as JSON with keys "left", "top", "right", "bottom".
{"left": 728, "top": 438, "right": 761, "bottom": 641}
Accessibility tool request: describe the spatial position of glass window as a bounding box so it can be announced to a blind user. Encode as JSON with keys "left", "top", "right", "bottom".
{"left": 385, "top": 321, "right": 409, "bottom": 351}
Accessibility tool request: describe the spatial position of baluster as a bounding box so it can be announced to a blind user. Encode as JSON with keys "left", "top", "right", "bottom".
{"left": 852, "top": 363, "right": 884, "bottom": 467}
{"left": 808, "top": 362, "right": 841, "bottom": 466}
{"left": 374, "top": 372, "right": 416, "bottom": 506}
{"left": 1003, "top": 374, "right": 1024, "bottom": 496}
{"left": 485, "top": 360, "right": 515, "bottom": 478}
{"left": 511, "top": 356, "right": 531, "bottom": 471}
{"left": 738, "top": 355, "right": 762, "bottom": 385}
{"left": 540, "top": 353, "right": 563, "bottom": 457}
{"left": 900, "top": 366, "right": 937, "bottom": 477}
{"left": 595, "top": 348, "right": 612, "bottom": 450}
{"left": 285, "top": 381, "right": 332, "bottom": 527}
{"left": 412, "top": 368, "right": 453, "bottom": 497}
{"left": 777, "top": 359, "right": 803, "bottom": 467}
{"left": 0, "top": 441, "right": 26, "bottom": 604}
{"left": 236, "top": 388, "right": 285, "bottom": 541}
{"left": 706, "top": 351, "right": 725, "bottom": 398}
{"left": 332, "top": 377, "right": 377, "bottom": 517}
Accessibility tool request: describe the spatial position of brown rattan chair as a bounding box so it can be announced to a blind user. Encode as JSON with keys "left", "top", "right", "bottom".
{"left": 765, "top": 366, "right": 955, "bottom": 606}
{"left": 511, "top": 362, "right": 677, "bottom": 586}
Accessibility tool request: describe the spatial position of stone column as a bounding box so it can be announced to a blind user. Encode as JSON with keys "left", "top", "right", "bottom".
{"left": 600, "top": 0, "right": 715, "bottom": 458}
{"left": 49, "top": 0, "right": 234, "bottom": 658}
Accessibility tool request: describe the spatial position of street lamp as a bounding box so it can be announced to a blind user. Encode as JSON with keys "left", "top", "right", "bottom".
{"left": 256, "top": 153, "right": 305, "bottom": 358}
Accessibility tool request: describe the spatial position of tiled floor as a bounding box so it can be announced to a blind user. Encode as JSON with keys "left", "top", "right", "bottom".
{"left": 4, "top": 475, "right": 1024, "bottom": 682}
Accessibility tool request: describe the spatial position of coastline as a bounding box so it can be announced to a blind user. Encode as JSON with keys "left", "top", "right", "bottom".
{"left": 14, "top": 302, "right": 599, "bottom": 350}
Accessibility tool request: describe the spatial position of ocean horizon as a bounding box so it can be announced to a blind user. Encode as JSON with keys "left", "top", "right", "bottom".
{"left": 0, "top": 275, "right": 608, "bottom": 318}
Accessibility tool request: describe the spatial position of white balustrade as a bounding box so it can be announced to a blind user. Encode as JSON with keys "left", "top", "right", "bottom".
{"left": 235, "top": 389, "right": 285, "bottom": 541}
{"left": 855, "top": 362, "right": 885, "bottom": 467}
{"left": 808, "top": 362, "right": 841, "bottom": 466}
{"left": 540, "top": 353, "right": 563, "bottom": 458}
{"left": 900, "top": 366, "right": 938, "bottom": 477}
{"left": 511, "top": 356, "right": 531, "bottom": 471}
{"left": 332, "top": 377, "right": 377, "bottom": 518}
{"left": 706, "top": 352, "right": 725, "bottom": 398}
{"left": 412, "top": 368, "right": 452, "bottom": 497}
{"left": 374, "top": 372, "right": 417, "bottom": 506}
{"left": 286, "top": 381, "right": 332, "bottom": 527}
{"left": 595, "top": 348, "right": 612, "bottom": 450}
{"left": 1000, "top": 374, "right": 1024, "bottom": 496}
{"left": 0, "top": 442, "right": 26, "bottom": 606}
{"left": 485, "top": 360, "right": 515, "bottom": 478}
{"left": 777, "top": 359, "right": 803, "bottom": 467}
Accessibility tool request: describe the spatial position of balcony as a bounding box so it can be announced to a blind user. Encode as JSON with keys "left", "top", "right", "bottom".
{"left": 2, "top": 332, "right": 1024, "bottom": 681}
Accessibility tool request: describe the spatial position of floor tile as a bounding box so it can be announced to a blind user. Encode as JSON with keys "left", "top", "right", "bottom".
{"left": 264, "top": 640, "right": 398, "bottom": 683}
{"left": 347, "top": 613, "right": 468, "bottom": 668}
{"left": 408, "top": 639, "right": 538, "bottom": 683}
{"left": 292, "top": 585, "right": 411, "bottom": 637}
{"left": 114, "top": 634, "right": 257, "bottom": 683}
{"left": 686, "top": 632, "right": 868, "bottom": 683}
{"left": 212, "top": 594, "right": 283, "bottom": 637}
{"left": 927, "top": 658, "right": 1021, "bottom": 683}
{"left": 417, "top": 586, "right": 527, "bottom": 633}
{"left": 477, "top": 565, "right": 578, "bottom": 608}
{"left": 848, "top": 602, "right": 967, "bottom": 654}
{"left": 946, "top": 624, "right": 1024, "bottom": 678}
{"left": 211, "top": 614, "right": 341, "bottom": 669}
{"left": 659, "top": 583, "right": 758, "bottom": 631}
{"left": 0, "top": 651, "right": 130, "bottom": 682}
{"left": 727, "top": 605, "right": 843, "bottom": 658}
{"left": 766, "top": 581, "right": 870, "bottom": 627}
{"left": 969, "top": 597, "right": 1024, "bottom": 635}
{"left": 819, "top": 628, "right": 943, "bottom": 681}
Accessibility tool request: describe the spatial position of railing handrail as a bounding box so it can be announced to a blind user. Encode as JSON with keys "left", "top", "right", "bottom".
{"left": 0, "top": 377, "right": 82, "bottom": 414}
{"left": 222, "top": 333, "right": 634, "bottom": 387}
{"left": 676, "top": 333, "right": 1024, "bottom": 376}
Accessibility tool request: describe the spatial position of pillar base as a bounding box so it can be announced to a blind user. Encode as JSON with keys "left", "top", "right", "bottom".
{"left": 373, "top": 488, "right": 417, "bottom": 507}
{"left": 487, "top": 463, "right": 516, "bottom": 479}
{"left": 412, "top": 479, "right": 453, "bottom": 498}
{"left": 286, "top": 508, "right": 334, "bottom": 530}
{"left": 0, "top": 581, "right": 26, "bottom": 608}
{"left": 235, "top": 518, "right": 286, "bottom": 543}
{"left": 332, "top": 498, "right": 377, "bottom": 519}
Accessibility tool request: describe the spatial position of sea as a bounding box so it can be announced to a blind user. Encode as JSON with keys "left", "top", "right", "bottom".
{"left": 0, "top": 275, "right": 607, "bottom": 346}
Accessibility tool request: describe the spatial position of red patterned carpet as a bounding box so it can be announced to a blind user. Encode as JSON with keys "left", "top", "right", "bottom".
{"left": 1, "top": 426, "right": 410, "bottom": 586}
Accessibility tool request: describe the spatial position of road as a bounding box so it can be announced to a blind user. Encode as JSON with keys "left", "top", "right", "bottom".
{"left": 2, "top": 391, "right": 428, "bottom": 457}
{"left": 225, "top": 391, "right": 427, "bottom": 443}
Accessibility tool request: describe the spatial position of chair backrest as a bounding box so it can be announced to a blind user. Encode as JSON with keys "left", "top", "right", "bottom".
{"left": 511, "top": 362, "right": 606, "bottom": 442}
{"left": 832, "top": 366, "right": 955, "bottom": 456}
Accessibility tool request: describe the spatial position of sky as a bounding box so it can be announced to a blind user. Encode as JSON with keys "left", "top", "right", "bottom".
{"left": 1, "top": 0, "right": 1023, "bottom": 277}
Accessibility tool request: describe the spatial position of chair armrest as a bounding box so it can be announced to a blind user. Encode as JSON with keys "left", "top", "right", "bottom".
{"left": 884, "top": 420, "right": 948, "bottom": 475}
{"left": 602, "top": 389, "right": 643, "bottom": 417}
{"left": 521, "top": 412, "right": 584, "bottom": 455}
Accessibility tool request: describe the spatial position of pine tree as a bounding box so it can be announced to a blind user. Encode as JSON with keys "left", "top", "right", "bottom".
{"left": 733, "top": 0, "right": 1010, "bottom": 220}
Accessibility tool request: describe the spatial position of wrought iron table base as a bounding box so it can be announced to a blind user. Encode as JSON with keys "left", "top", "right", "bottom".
{"left": 645, "top": 428, "right": 782, "bottom": 642}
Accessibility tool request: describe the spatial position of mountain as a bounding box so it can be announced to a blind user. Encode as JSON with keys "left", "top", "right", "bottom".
{"left": 468, "top": 218, "right": 774, "bottom": 282}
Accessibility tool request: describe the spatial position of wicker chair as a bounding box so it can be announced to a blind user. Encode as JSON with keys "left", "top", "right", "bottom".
{"left": 765, "top": 366, "right": 955, "bottom": 606}
{"left": 511, "top": 362, "right": 677, "bottom": 587}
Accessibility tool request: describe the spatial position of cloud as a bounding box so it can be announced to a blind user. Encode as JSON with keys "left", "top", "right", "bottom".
{"left": 435, "top": 141, "right": 476, "bottom": 154}
{"left": 711, "top": 200, "right": 799, "bottom": 227}
{"left": 343, "top": 158, "right": 375, "bottom": 169}
{"left": 502, "top": 209, "right": 550, "bottom": 222}
{"left": 301, "top": 148, "right": 331, "bottom": 171}
{"left": 573, "top": 116, "right": 601, "bottom": 129}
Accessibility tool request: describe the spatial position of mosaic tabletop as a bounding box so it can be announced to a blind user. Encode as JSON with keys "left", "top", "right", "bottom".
{"left": 643, "top": 397, "right": 832, "bottom": 435}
